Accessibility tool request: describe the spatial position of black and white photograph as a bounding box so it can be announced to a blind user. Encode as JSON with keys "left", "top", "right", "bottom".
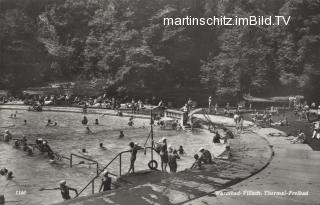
{"left": 0, "top": 0, "right": 319, "bottom": 204}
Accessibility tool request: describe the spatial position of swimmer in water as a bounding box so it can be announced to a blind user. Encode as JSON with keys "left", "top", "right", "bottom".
{"left": 119, "top": 131, "right": 124, "bottom": 138}
{"left": 0, "top": 168, "right": 8, "bottom": 176}
{"left": 46, "top": 119, "right": 57, "bottom": 126}
{"left": 128, "top": 116, "right": 134, "bottom": 127}
{"left": 81, "top": 148, "right": 89, "bottom": 155}
{"left": 6, "top": 171, "right": 13, "bottom": 180}
{"left": 40, "top": 180, "right": 78, "bottom": 200}
{"left": 43, "top": 140, "right": 54, "bottom": 159}
{"left": 24, "top": 120, "right": 27, "bottom": 125}
{"left": 95, "top": 119, "right": 99, "bottom": 125}
{"left": 82, "top": 116, "right": 88, "bottom": 125}
{"left": 99, "top": 143, "right": 106, "bottom": 150}
{"left": 3, "top": 130, "right": 12, "bottom": 142}
{"left": 86, "top": 126, "right": 92, "bottom": 134}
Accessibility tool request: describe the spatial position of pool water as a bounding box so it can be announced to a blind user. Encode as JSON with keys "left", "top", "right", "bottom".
{"left": 0, "top": 109, "right": 218, "bottom": 205}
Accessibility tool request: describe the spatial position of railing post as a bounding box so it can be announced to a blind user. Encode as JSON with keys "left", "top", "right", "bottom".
{"left": 70, "top": 154, "right": 72, "bottom": 167}
{"left": 119, "top": 154, "right": 122, "bottom": 176}
{"left": 96, "top": 164, "right": 99, "bottom": 176}
{"left": 92, "top": 181, "right": 94, "bottom": 194}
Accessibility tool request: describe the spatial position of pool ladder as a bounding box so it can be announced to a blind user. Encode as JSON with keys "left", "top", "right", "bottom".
{"left": 68, "top": 146, "right": 159, "bottom": 198}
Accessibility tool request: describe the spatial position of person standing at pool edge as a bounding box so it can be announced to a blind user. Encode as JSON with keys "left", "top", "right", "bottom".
{"left": 128, "top": 142, "right": 141, "bottom": 174}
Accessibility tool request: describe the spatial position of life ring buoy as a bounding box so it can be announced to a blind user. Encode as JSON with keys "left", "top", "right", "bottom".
{"left": 148, "top": 160, "right": 158, "bottom": 170}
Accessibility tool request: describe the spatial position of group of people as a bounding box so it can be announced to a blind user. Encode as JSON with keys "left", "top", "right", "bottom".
{"left": 233, "top": 114, "right": 244, "bottom": 132}
{"left": 1, "top": 93, "right": 166, "bottom": 114}
{"left": 0, "top": 168, "right": 13, "bottom": 180}
{"left": 2, "top": 129, "right": 58, "bottom": 160}
{"left": 191, "top": 148, "right": 213, "bottom": 169}
{"left": 154, "top": 137, "right": 182, "bottom": 173}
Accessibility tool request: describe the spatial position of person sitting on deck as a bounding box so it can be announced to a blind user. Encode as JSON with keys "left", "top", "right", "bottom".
{"left": 291, "top": 130, "right": 306, "bottom": 144}
{"left": 223, "top": 127, "right": 234, "bottom": 139}
{"left": 212, "top": 131, "right": 221, "bottom": 144}
{"left": 191, "top": 154, "right": 202, "bottom": 169}
{"left": 99, "top": 170, "right": 112, "bottom": 192}
{"left": 3, "top": 130, "right": 12, "bottom": 142}
{"left": 199, "top": 148, "right": 213, "bottom": 164}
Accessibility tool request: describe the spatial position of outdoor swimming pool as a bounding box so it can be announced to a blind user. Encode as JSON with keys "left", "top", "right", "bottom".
{"left": 0, "top": 109, "right": 221, "bottom": 205}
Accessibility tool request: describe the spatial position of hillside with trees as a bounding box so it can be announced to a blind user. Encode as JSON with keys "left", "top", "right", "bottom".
{"left": 0, "top": 0, "right": 319, "bottom": 103}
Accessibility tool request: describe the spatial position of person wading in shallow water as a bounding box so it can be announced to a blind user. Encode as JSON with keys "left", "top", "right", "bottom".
{"left": 82, "top": 116, "right": 88, "bottom": 125}
{"left": 40, "top": 180, "right": 78, "bottom": 201}
{"left": 99, "top": 170, "right": 112, "bottom": 192}
{"left": 159, "top": 137, "right": 169, "bottom": 172}
{"left": 168, "top": 149, "right": 180, "bottom": 173}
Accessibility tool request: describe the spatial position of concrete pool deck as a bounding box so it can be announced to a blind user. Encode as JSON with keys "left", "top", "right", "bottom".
{"left": 54, "top": 116, "right": 274, "bottom": 205}
{"left": 184, "top": 127, "right": 320, "bottom": 205}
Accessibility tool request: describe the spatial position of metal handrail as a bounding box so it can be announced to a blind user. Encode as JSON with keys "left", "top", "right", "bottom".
{"left": 202, "top": 108, "right": 215, "bottom": 125}
{"left": 76, "top": 146, "right": 159, "bottom": 198}
{"left": 70, "top": 153, "right": 100, "bottom": 176}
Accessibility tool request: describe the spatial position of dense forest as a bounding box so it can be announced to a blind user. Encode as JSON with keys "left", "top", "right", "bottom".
{"left": 0, "top": 0, "right": 319, "bottom": 103}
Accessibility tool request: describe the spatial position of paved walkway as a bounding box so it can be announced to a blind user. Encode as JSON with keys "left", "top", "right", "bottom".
{"left": 184, "top": 127, "right": 320, "bottom": 205}
{"left": 56, "top": 118, "right": 272, "bottom": 205}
